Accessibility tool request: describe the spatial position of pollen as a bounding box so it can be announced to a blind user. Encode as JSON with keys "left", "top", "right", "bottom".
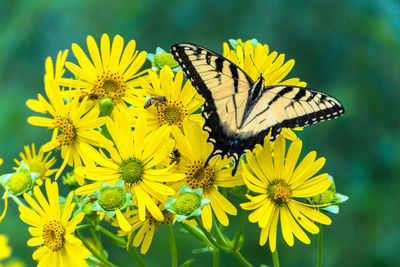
{"left": 156, "top": 101, "right": 187, "bottom": 126}
{"left": 147, "top": 210, "right": 173, "bottom": 225}
{"left": 53, "top": 116, "right": 76, "bottom": 146}
{"left": 92, "top": 71, "right": 127, "bottom": 101}
{"left": 174, "top": 193, "right": 200, "bottom": 216}
{"left": 267, "top": 179, "right": 292, "bottom": 206}
{"left": 120, "top": 158, "right": 144, "bottom": 184}
{"left": 185, "top": 161, "right": 214, "bottom": 189}
{"left": 8, "top": 172, "right": 31, "bottom": 195}
{"left": 99, "top": 188, "right": 124, "bottom": 211}
{"left": 42, "top": 220, "right": 65, "bottom": 251}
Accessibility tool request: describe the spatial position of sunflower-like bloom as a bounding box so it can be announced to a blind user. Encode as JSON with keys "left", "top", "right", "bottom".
{"left": 129, "top": 66, "right": 204, "bottom": 133}
{"left": 26, "top": 55, "right": 113, "bottom": 180}
{"left": 112, "top": 206, "right": 174, "bottom": 254}
{"left": 223, "top": 39, "right": 306, "bottom": 140}
{"left": 75, "top": 112, "right": 184, "bottom": 222}
{"left": 170, "top": 121, "right": 244, "bottom": 231}
{"left": 240, "top": 136, "right": 332, "bottom": 252}
{"left": 19, "top": 180, "right": 89, "bottom": 266}
{"left": 61, "top": 34, "right": 147, "bottom": 114}
{"left": 13, "top": 144, "right": 57, "bottom": 185}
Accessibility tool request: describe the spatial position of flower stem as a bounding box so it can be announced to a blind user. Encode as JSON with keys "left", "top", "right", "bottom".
{"left": 76, "top": 229, "right": 117, "bottom": 267}
{"left": 232, "top": 250, "right": 253, "bottom": 267}
{"left": 10, "top": 194, "right": 25, "bottom": 206}
{"left": 95, "top": 225, "right": 126, "bottom": 247}
{"left": 90, "top": 227, "right": 106, "bottom": 257}
{"left": 127, "top": 242, "right": 147, "bottom": 267}
{"left": 194, "top": 217, "right": 229, "bottom": 251}
{"left": 166, "top": 223, "right": 178, "bottom": 267}
{"left": 233, "top": 210, "right": 246, "bottom": 250}
{"left": 213, "top": 219, "right": 229, "bottom": 247}
{"left": 212, "top": 249, "right": 220, "bottom": 267}
{"left": 271, "top": 248, "right": 280, "bottom": 267}
{"left": 317, "top": 223, "right": 322, "bottom": 267}
{"left": 181, "top": 223, "right": 210, "bottom": 246}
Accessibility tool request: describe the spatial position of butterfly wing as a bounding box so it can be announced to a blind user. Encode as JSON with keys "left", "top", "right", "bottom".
{"left": 171, "top": 43, "right": 256, "bottom": 165}
{"left": 171, "top": 43, "right": 345, "bottom": 175}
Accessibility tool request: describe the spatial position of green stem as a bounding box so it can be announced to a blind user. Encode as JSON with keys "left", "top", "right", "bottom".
{"left": 233, "top": 210, "right": 247, "bottom": 250}
{"left": 96, "top": 225, "right": 126, "bottom": 247}
{"left": 181, "top": 223, "right": 211, "bottom": 246}
{"left": 212, "top": 249, "right": 220, "bottom": 267}
{"left": 10, "top": 194, "right": 25, "bottom": 206}
{"left": 317, "top": 223, "right": 322, "bottom": 267}
{"left": 194, "top": 217, "right": 229, "bottom": 251}
{"left": 76, "top": 230, "right": 117, "bottom": 267}
{"left": 166, "top": 224, "right": 178, "bottom": 267}
{"left": 212, "top": 219, "right": 229, "bottom": 247}
{"left": 76, "top": 224, "right": 92, "bottom": 230}
{"left": 232, "top": 250, "right": 253, "bottom": 267}
{"left": 271, "top": 248, "right": 280, "bottom": 267}
{"left": 127, "top": 242, "right": 148, "bottom": 267}
{"left": 90, "top": 227, "right": 105, "bottom": 257}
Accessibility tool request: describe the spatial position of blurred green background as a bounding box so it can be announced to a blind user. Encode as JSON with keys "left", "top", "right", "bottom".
{"left": 1, "top": 0, "right": 399, "bottom": 266}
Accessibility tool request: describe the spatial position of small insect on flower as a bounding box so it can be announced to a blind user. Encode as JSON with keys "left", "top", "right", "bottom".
{"left": 78, "top": 92, "right": 99, "bottom": 102}
{"left": 143, "top": 96, "right": 167, "bottom": 108}
{"left": 169, "top": 148, "right": 181, "bottom": 165}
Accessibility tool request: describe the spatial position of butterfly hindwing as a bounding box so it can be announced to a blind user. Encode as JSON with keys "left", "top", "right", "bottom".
{"left": 171, "top": 43, "right": 345, "bottom": 175}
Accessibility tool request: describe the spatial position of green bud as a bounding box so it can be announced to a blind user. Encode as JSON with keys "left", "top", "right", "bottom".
{"left": 99, "top": 96, "right": 114, "bottom": 116}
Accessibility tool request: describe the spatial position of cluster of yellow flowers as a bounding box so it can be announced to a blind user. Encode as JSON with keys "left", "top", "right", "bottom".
{"left": 0, "top": 35, "right": 344, "bottom": 266}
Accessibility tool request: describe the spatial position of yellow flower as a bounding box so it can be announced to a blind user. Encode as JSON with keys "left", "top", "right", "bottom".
{"left": 0, "top": 234, "right": 11, "bottom": 261}
{"left": 13, "top": 144, "right": 57, "bottom": 185}
{"left": 75, "top": 112, "right": 184, "bottom": 222}
{"left": 223, "top": 39, "right": 306, "bottom": 141}
{"left": 240, "top": 136, "right": 332, "bottom": 252}
{"left": 170, "top": 120, "right": 244, "bottom": 231}
{"left": 112, "top": 206, "right": 174, "bottom": 254}
{"left": 129, "top": 66, "right": 204, "bottom": 133}
{"left": 18, "top": 180, "right": 89, "bottom": 266}
{"left": 26, "top": 56, "right": 113, "bottom": 181}
{"left": 61, "top": 34, "right": 147, "bottom": 114}
{"left": 0, "top": 159, "right": 3, "bottom": 166}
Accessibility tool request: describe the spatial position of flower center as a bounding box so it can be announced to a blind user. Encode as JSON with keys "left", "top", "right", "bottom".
{"left": 154, "top": 53, "right": 179, "bottom": 69}
{"left": 8, "top": 172, "right": 31, "bottom": 195}
{"left": 267, "top": 179, "right": 292, "bottom": 206}
{"left": 185, "top": 161, "right": 214, "bottom": 189}
{"left": 42, "top": 220, "right": 65, "bottom": 251}
{"left": 120, "top": 158, "right": 144, "bottom": 185}
{"left": 174, "top": 193, "right": 200, "bottom": 216}
{"left": 99, "top": 188, "right": 124, "bottom": 211}
{"left": 53, "top": 116, "right": 76, "bottom": 146}
{"left": 157, "top": 101, "right": 187, "bottom": 126}
{"left": 93, "top": 72, "right": 126, "bottom": 101}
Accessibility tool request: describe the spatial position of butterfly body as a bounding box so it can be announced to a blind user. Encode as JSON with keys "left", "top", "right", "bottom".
{"left": 171, "top": 43, "right": 344, "bottom": 175}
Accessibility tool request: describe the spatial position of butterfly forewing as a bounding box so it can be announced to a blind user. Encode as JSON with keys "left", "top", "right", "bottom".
{"left": 171, "top": 43, "right": 345, "bottom": 175}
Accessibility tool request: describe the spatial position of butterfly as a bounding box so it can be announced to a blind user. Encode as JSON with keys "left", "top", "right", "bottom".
{"left": 170, "top": 43, "right": 344, "bottom": 175}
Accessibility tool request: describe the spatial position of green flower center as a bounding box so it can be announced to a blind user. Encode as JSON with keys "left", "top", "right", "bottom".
{"left": 42, "top": 220, "right": 65, "bottom": 251}
{"left": 154, "top": 53, "right": 179, "bottom": 68}
{"left": 120, "top": 159, "right": 144, "bottom": 184}
{"left": 175, "top": 193, "right": 200, "bottom": 216}
{"left": 311, "top": 191, "right": 335, "bottom": 205}
{"left": 9, "top": 172, "right": 31, "bottom": 195}
{"left": 267, "top": 179, "right": 292, "bottom": 206}
{"left": 53, "top": 116, "right": 76, "bottom": 146}
{"left": 186, "top": 161, "right": 214, "bottom": 189}
{"left": 157, "top": 101, "right": 187, "bottom": 126}
{"left": 99, "top": 188, "right": 124, "bottom": 211}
